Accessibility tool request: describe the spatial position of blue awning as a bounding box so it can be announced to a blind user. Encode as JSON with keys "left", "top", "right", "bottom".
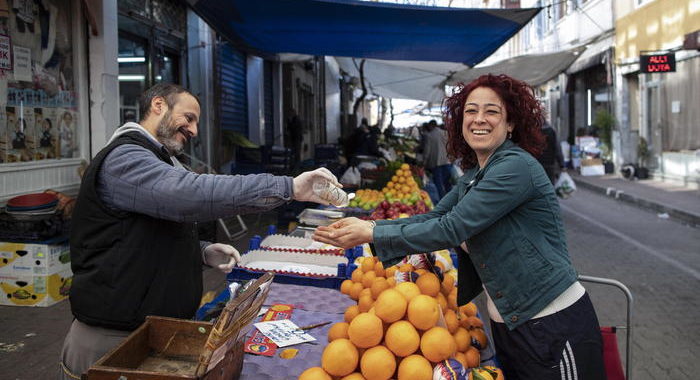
{"left": 187, "top": 0, "right": 540, "bottom": 66}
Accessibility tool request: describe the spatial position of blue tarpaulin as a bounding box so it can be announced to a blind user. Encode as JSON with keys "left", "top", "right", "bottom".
{"left": 187, "top": 0, "right": 540, "bottom": 66}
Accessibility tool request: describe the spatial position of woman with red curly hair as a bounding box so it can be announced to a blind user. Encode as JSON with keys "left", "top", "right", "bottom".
{"left": 315, "top": 74, "right": 606, "bottom": 380}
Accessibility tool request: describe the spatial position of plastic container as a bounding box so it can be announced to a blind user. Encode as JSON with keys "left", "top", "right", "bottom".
{"left": 312, "top": 180, "right": 349, "bottom": 207}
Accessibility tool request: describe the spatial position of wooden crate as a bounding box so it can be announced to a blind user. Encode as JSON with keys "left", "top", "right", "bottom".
{"left": 87, "top": 273, "right": 275, "bottom": 380}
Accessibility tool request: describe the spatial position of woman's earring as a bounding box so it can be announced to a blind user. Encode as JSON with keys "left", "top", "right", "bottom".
{"left": 508, "top": 131, "right": 512, "bottom": 139}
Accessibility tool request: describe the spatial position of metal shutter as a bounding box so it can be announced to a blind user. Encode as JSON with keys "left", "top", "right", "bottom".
{"left": 264, "top": 60, "right": 275, "bottom": 145}
{"left": 217, "top": 42, "right": 247, "bottom": 135}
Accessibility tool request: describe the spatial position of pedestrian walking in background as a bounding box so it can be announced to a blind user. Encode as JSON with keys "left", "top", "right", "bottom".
{"left": 537, "top": 120, "right": 565, "bottom": 185}
{"left": 314, "top": 74, "right": 606, "bottom": 380}
{"left": 59, "top": 83, "right": 341, "bottom": 379}
{"left": 421, "top": 119, "right": 452, "bottom": 199}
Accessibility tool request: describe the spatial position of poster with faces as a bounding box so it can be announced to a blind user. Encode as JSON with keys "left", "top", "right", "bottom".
{"left": 34, "top": 107, "right": 57, "bottom": 160}
{"left": 5, "top": 105, "right": 31, "bottom": 162}
{"left": 21, "top": 104, "right": 35, "bottom": 154}
{"left": 0, "top": 107, "right": 6, "bottom": 163}
{"left": 57, "top": 108, "right": 76, "bottom": 158}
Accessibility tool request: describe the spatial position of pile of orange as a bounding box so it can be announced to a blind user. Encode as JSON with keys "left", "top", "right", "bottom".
{"left": 301, "top": 255, "right": 502, "bottom": 380}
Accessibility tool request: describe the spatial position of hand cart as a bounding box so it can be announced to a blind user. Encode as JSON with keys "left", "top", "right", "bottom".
{"left": 578, "top": 275, "right": 633, "bottom": 380}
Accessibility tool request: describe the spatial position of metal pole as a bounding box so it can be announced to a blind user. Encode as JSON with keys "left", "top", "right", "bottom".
{"left": 578, "top": 274, "right": 633, "bottom": 380}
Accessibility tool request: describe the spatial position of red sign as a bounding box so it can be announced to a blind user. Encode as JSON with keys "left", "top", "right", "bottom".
{"left": 640, "top": 53, "right": 676, "bottom": 73}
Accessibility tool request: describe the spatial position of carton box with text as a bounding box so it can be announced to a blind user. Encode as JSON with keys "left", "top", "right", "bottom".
{"left": 0, "top": 267, "right": 72, "bottom": 307}
{"left": 0, "top": 240, "right": 70, "bottom": 276}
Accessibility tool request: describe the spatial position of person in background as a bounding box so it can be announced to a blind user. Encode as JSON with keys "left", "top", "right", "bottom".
{"left": 313, "top": 74, "right": 606, "bottom": 380}
{"left": 421, "top": 119, "right": 452, "bottom": 199}
{"left": 537, "top": 120, "right": 565, "bottom": 185}
{"left": 59, "top": 83, "right": 340, "bottom": 379}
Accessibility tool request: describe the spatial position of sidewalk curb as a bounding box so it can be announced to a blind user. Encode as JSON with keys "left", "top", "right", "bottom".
{"left": 572, "top": 177, "right": 700, "bottom": 228}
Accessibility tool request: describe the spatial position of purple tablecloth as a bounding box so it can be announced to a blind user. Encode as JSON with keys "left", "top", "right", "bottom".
{"left": 239, "top": 282, "right": 497, "bottom": 379}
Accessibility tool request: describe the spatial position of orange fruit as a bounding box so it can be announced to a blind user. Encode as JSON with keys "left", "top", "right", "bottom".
{"left": 416, "top": 273, "right": 440, "bottom": 297}
{"left": 373, "top": 261, "right": 385, "bottom": 277}
{"left": 397, "top": 354, "right": 432, "bottom": 380}
{"left": 435, "top": 261, "right": 445, "bottom": 272}
{"left": 384, "top": 320, "right": 420, "bottom": 357}
{"left": 348, "top": 312, "right": 384, "bottom": 348}
{"left": 454, "top": 352, "right": 468, "bottom": 367}
{"left": 358, "top": 294, "right": 374, "bottom": 312}
{"left": 394, "top": 281, "right": 421, "bottom": 302}
{"left": 360, "top": 345, "right": 396, "bottom": 380}
{"left": 299, "top": 366, "right": 332, "bottom": 380}
{"left": 467, "top": 316, "right": 484, "bottom": 330}
{"left": 415, "top": 269, "right": 428, "bottom": 276}
{"left": 398, "top": 263, "right": 414, "bottom": 272}
{"left": 340, "top": 279, "right": 353, "bottom": 295}
{"left": 370, "top": 278, "right": 390, "bottom": 300}
{"left": 400, "top": 163, "right": 410, "bottom": 170}
{"left": 362, "top": 271, "right": 377, "bottom": 288}
{"left": 359, "top": 287, "right": 372, "bottom": 299}
{"left": 349, "top": 282, "right": 364, "bottom": 301}
{"left": 464, "top": 346, "right": 480, "bottom": 368}
{"left": 453, "top": 327, "right": 470, "bottom": 352}
{"left": 420, "top": 327, "right": 457, "bottom": 363}
{"left": 441, "top": 274, "right": 455, "bottom": 295}
{"left": 444, "top": 309, "right": 459, "bottom": 334}
{"left": 470, "top": 328, "right": 488, "bottom": 350}
{"left": 459, "top": 302, "right": 477, "bottom": 317}
{"left": 386, "top": 277, "right": 396, "bottom": 287}
{"left": 436, "top": 293, "right": 448, "bottom": 311}
{"left": 328, "top": 322, "right": 350, "bottom": 342}
{"left": 340, "top": 373, "right": 367, "bottom": 380}
{"left": 321, "top": 339, "right": 359, "bottom": 377}
{"left": 344, "top": 305, "right": 360, "bottom": 323}
{"left": 351, "top": 269, "right": 364, "bottom": 284}
{"left": 361, "top": 257, "right": 376, "bottom": 273}
{"left": 374, "top": 289, "right": 407, "bottom": 323}
{"left": 447, "top": 292, "right": 458, "bottom": 311}
{"left": 385, "top": 266, "right": 397, "bottom": 278}
{"left": 407, "top": 295, "right": 439, "bottom": 330}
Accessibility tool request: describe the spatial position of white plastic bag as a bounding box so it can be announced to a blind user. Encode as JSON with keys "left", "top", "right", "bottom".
{"left": 340, "top": 166, "right": 361, "bottom": 186}
{"left": 554, "top": 172, "right": 576, "bottom": 199}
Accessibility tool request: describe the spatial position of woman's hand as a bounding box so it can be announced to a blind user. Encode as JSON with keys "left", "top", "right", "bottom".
{"left": 313, "top": 217, "right": 374, "bottom": 249}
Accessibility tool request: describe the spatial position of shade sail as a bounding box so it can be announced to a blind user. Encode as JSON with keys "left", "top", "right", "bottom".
{"left": 447, "top": 47, "right": 585, "bottom": 87}
{"left": 187, "top": 0, "right": 540, "bottom": 66}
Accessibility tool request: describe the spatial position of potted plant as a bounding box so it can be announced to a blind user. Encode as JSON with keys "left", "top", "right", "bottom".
{"left": 636, "top": 137, "right": 650, "bottom": 179}
{"left": 593, "top": 109, "right": 615, "bottom": 173}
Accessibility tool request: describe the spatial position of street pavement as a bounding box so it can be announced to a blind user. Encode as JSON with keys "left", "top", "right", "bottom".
{"left": 559, "top": 186, "right": 700, "bottom": 379}
{"left": 1, "top": 186, "right": 698, "bottom": 379}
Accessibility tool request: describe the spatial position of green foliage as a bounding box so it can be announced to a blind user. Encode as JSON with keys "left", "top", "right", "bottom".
{"left": 638, "top": 136, "right": 650, "bottom": 167}
{"left": 593, "top": 109, "right": 615, "bottom": 160}
{"left": 221, "top": 130, "right": 258, "bottom": 148}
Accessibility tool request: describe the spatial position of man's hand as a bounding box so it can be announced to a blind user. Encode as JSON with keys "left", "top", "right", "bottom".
{"left": 293, "top": 168, "right": 341, "bottom": 205}
{"left": 313, "top": 217, "right": 374, "bottom": 249}
{"left": 203, "top": 243, "right": 241, "bottom": 274}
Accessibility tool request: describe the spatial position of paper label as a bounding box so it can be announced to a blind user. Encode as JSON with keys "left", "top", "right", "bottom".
{"left": 253, "top": 320, "right": 316, "bottom": 348}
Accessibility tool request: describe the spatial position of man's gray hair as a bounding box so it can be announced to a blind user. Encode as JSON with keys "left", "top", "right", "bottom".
{"left": 138, "top": 83, "right": 200, "bottom": 122}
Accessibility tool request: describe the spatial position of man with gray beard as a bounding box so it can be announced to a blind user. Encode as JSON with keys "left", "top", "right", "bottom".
{"left": 59, "top": 83, "right": 340, "bottom": 379}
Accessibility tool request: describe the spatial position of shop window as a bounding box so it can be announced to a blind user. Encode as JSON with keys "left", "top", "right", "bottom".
{"left": 117, "top": 22, "right": 181, "bottom": 124}
{"left": 0, "top": 0, "right": 80, "bottom": 164}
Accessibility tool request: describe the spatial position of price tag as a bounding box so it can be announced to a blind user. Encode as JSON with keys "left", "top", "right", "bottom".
{"left": 253, "top": 320, "right": 316, "bottom": 347}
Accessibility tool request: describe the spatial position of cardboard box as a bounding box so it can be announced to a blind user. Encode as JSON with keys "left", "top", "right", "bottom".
{"left": 581, "top": 164, "right": 605, "bottom": 176}
{"left": 0, "top": 267, "right": 72, "bottom": 307}
{"left": 581, "top": 158, "right": 603, "bottom": 166}
{"left": 0, "top": 240, "right": 70, "bottom": 275}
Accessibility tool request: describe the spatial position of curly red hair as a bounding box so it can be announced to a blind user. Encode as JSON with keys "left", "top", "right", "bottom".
{"left": 444, "top": 74, "right": 546, "bottom": 169}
